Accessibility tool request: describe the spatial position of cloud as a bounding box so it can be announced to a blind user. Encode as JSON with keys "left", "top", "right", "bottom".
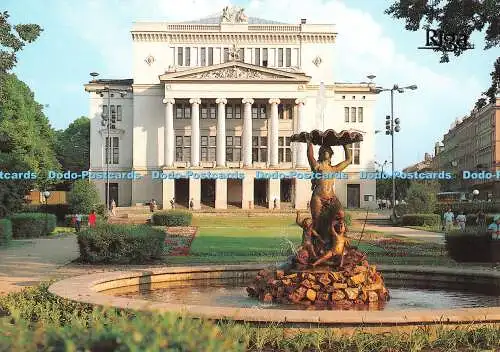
{"left": 51, "top": 0, "right": 486, "bottom": 167}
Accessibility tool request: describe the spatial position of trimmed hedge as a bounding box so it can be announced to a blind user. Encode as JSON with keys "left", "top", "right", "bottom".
{"left": 0, "top": 284, "right": 245, "bottom": 352}
{"left": 9, "top": 213, "right": 57, "bottom": 238}
{"left": 445, "top": 230, "right": 492, "bottom": 262}
{"left": 401, "top": 213, "right": 441, "bottom": 226}
{"left": 435, "top": 202, "right": 500, "bottom": 215}
{"left": 77, "top": 224, "right": 165, "bottom": 264}
{"left": 151, "top": 210, "right": 192, "bottom": 226}
{"left": 0, "top": 219, "right": 13, "bottom": 246}
{"left": 22, "top": 204, "right": 70, "bottom": 223}
{"left": 465, "top": 214, "right": 494, "bottom": 226}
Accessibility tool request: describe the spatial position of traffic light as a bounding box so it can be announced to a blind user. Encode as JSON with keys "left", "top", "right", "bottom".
{"left": 394, "top": 117, "right": 401, "bottom": 132}
{"left": 385, "top": 115, "right": 391, "bottom": 135}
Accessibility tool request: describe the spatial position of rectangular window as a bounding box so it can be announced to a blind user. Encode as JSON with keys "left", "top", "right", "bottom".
{"left": 200, "top": 47, "right": 206, "bottom": 66}
{"left": 262, "top": 48, "right": 268, "bottom": 66}
{"left": 285, "top": 149, "right": 292, "bottom": 162}
{"left": 344, "top": 107, "right": 349, "bottom": 122}
{"left": 278, "top": 104, "right": 284, "bottom": 119}
{"left": 285, "top": 48, "right": 291, "bottom": 67}
{"left": 183, "top": 105, "right": 191, "bottom": 119}
{"left": 209, "top": 136, "right": 216, "bottom": 146}
{"left": 176, "top": 136, "right": 183, "bottom": 146}
{"left": 285, "top": 137, "right": 291, "bottom": 146}
{"left": 278, "top": 149, "right": 284, "bottom": 162}
{"left": 201, "top": 136, "right": 208, "bottom": 146}
{"left": 102, "top": 105, "right": 108, "bottom": 118}
{"left": 177, "top": 47, "right": 183, "bottom": 66}
{"left": 252, "top": 148, "right": 258, "bottom": 162}
{"left": 116, "top": 105, "right": 122, "bottom": 121}
{"left": 226, "top": 105, "right": 233, "bottom": 119}
{"left": 208, "top": 147, "right": 216, "bottom": 161}
{"left": 278, "top": 48, "right": 283, "bottom": 67}
{"left": 358, "top": 107, "right": 363, "bottom": 122}
{"left": 234, "top": 148, "right": 241, "bottom": 161}
{"left": 183, "top": 147, "right": 191, "bottom": 163}
{"left": 175, "top": 147, "right": 183, "bottom": 162}
{"left": 260, "top": 136, "right": 267, "bottom": 147}
{"left": 175, "top": 104, "right": 184, "bottom": 119}
{"left": 209, "top": 104, "right": 216, "bottom": 119}
{"left": 255, "top": 48, "right": 260, "bottom": 65}
{"left": 105, "top": 137, "right": 119, "bottom": 164}
{"left": 235, "top": 136, "right": 241, "bottom": 146}
{"left": 252, "top": 107, "right": 258, "bottom": 119}
{"left": 208, "top": 47, "right": 213, "bottom": 65}
{"left": 234, "top": 104, "right": 241, "bottom": 119}
{"left": 201, "top": 105, "right": 208, "bottom": 119}
{"left": 110, "top": 105, "right": 116, "bottom": 127}
{"left": 260, "top": 149, "right": 267, "bottom": 162}
{"left": 349, "top": 142, "right": 360, "bottom": 165}
{"left": 252, "top": 136, "right": 259, "bottom": 147}
{"left": 259, "top": 105, "right": 266, "bottom": 119}
{"left": 224, "top": 47, "right": 229, "bottom": 63}
{"left": 226, "top": 148, "right": 233, "bottom": 162}
{"left": 226, "top": 136, "right": 233, "bottom": 146}
{"left": 278, "top": 136, "right": 284, "bottom": 146}
{"left": 351, "top": 107, "right": 357, "bottom": 122}
{"left": 201, "top": 147, "right": 208, "bottom": 161}
{"left": 185, "top": 47, "right": 191, "bottom": 66}
{"left": 184, "top": 136, "right": 191, "bottom": 146}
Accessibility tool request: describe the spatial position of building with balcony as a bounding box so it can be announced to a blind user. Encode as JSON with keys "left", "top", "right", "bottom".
{"left": 84, "top": 6, "right": 378, "bottom": 210}
{"left": 433, "top": 96, "right": 500, "bottom": 198}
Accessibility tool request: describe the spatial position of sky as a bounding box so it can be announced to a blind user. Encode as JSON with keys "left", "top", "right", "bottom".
{"left": 4, "top": 0, "right": 498, "bottom": 170}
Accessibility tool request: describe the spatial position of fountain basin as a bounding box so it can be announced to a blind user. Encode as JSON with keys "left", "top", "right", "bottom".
{"left": 49, "top": 264, "right": 500, "bottom": 327}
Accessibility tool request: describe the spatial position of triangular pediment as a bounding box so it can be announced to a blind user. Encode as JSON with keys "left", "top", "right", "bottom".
{"left": 159, "top": 62, "right": 311, "bottom": 83}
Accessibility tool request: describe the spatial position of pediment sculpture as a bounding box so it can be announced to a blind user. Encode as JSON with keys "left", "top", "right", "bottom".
{"left": 189, "top": 67, "right": 282, "bottom": 80}
{"left": 220, "top": 6, "right": 248, "bottom": 24}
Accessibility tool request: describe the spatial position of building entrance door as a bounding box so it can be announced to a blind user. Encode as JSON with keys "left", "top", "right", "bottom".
{"left": 347, "top": 184, "right": 360, "bottom": 208}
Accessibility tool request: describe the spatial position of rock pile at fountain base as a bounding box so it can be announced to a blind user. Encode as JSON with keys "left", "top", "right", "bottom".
{"left": 246, "top": 248, "right": 390, "bottom": 309}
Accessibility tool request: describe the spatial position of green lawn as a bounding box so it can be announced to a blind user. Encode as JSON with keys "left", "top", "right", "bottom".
{"left": 162, "top": 214, "right": 458, "bottom": 267}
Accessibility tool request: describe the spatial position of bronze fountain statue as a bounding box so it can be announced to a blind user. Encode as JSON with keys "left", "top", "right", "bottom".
{"left": 247, "top": 129, "right": 390, "bottom": 309}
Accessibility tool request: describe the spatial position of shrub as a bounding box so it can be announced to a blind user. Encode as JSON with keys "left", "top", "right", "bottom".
{"left": 9, "top": 213, "right": 57, "bottom": 238}
{"left": 94, "top": 203, "right": 107, "bottom": 218}
{"left": 445, "top": 229, "right": 492, "bottom": 262}
{"left": 344, "top": 212, "right": 352, "bottom": 226}
{"left": 0, "top": 219, "right": 13, "bottom": 245}
{"left": 151, "top": 210, "right": 192, "bottom": 226}
{"left": 0, "top": 284, "right": 245, "bottom": 352}
{"left": 394, "top": 203, "right": 410, "bottom": 217}
{"left": 22, "top": 204, "right": 70, "bottom": 223}
{"left": 401, "top": 213, "right": 441, "bottom": 226}
{"left": 406, "top": 182, "right": 437, "bottom": 214}
{"left": 67, "top": 180, "right": 100, "bottom": 214}
{"left": 77, "top": 224, "right": 165, "bottom": 264}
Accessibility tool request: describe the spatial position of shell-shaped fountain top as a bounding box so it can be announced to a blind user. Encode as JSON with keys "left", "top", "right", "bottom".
{"left": 290, "top": 129, "right": 364, "bottom": 146}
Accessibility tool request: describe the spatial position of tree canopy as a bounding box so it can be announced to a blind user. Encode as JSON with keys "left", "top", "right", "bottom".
{"left": 385, "top": 0, "right": 500, "bottom": 107}
{"left": 55, "top": 116, "right": 90, "bottom": 172}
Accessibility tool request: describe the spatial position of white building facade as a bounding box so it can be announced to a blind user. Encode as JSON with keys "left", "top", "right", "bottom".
{"left": 85, "top": 7, "right": 377, "bottom": 210}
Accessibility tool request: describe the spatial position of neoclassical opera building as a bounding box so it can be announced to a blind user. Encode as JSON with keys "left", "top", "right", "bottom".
{"left": 85, "top": 6, "right": 377, "bottom": 210}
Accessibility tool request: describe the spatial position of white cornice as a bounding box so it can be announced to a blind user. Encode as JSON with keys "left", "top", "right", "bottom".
{"left": 131, "top": 32, "right": 336, "bottom": 44}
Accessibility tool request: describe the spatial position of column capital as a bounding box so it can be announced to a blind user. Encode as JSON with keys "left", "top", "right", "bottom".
{"left": 269, "top": 98, "right": 281, "bottom": 105}
{"left": 295, "top": 98, "right": 306, "bottom": 105}
{"left": 189, "top": 98, "right": 201, "bottom": 105}
{"left": 215, "top": 98, "right": 227, "bottom": 105}
{"left": 163, "top": 98, "right": 175, "bottom": 104}
{"left": 242, "top": 98, "right": 254, "bottom": 105}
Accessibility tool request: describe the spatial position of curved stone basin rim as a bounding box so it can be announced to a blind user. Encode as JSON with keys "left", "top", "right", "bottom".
{"left": 48, "top": 264, "right": 500, "bottom": 325}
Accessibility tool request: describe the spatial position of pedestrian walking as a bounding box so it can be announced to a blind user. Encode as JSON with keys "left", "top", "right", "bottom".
{"left": 88, "top": 210, "right": 97, "bottom": 228}
{"left": 75, "top": 213, "right": 82, "bottom": 232}
{"left": 149, "top": 199, "right": 156, "bottom": 212}
{"left": 443, "top": 208, "right": 454, "bottom": 232}
{"left": 456, "top": 212, "right": 466, "bottom": 231}
{"left": 111, "top": 199, "right": 117, "bottom": 216}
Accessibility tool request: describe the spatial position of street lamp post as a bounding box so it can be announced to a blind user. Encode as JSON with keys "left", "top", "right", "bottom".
{"left": 43, "top": 190, "right": 51, "bottom": 234}
{"left": 89, "top": 72, "right": 127, "bottom": 211}
{"left": 371, "top": 82, "right": 417, "bottom": 220}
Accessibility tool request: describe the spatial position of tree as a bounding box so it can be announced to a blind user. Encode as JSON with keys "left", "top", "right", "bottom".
{"left": 406, "top": 181, "right": 438, "bottom": 214}
{"left": 0, "top": 11, "right": 43, "bottom": 74}
{"left": 0, "top": 74, "right": 60, "bottom": 216}
{"left": 67, "top": 180, "right": 100, "bottom": 214}
{"left": 385, "top": 0, "right": 500, "bottom": 106}
{"left": 55, "top": 116, "right": 90, "bottom": 172}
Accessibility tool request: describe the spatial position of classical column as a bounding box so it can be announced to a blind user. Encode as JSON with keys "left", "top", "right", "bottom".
{"left": 189, "top": 98, "right": 201, "bottom": 166}
{"left": 216, "top": 98, "right": 227, "bottom": 167}
{"left": 269, "top": 98, "right": 280, "bottom": 167}
{"left": 242, "top": 98, "right": 254, "bottom": 167}
{"left": 163, "top": 98, "right": 175, "bottom": 167}
{"left": 295, "top": 98, "right": 307, "bottom": 168}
